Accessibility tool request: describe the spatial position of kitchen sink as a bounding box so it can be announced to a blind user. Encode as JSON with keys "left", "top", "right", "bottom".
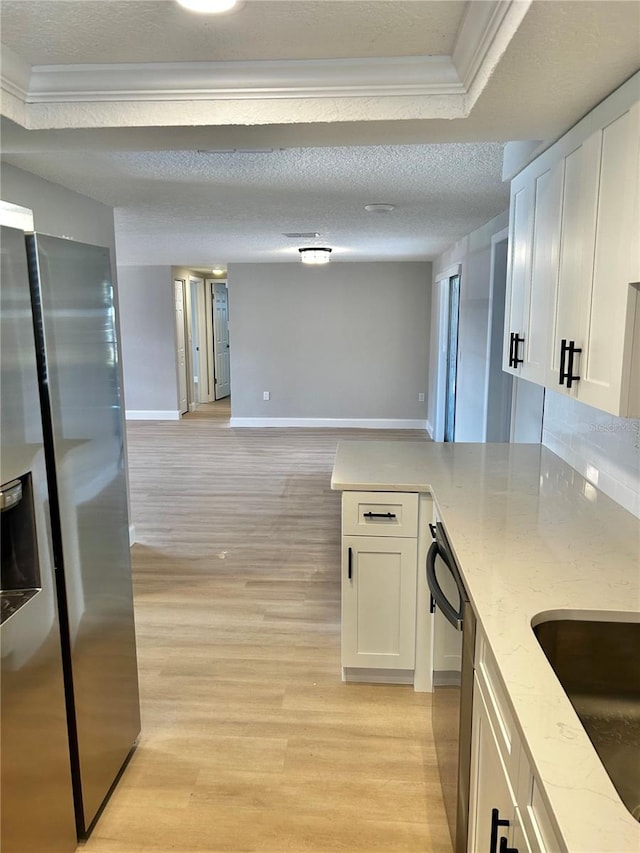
{"left": 532, "top": 616, "right": 640, "bottom": 823}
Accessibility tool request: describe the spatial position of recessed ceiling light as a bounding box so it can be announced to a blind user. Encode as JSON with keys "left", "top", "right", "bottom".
{"left": 176, "top": 0, "right": 241, "bottom": 13}
{"left": 364, "top": 203, "right": 396, "bottom": 213}
{"left": 299, "top": 247, "right": 332, "bottom": 265}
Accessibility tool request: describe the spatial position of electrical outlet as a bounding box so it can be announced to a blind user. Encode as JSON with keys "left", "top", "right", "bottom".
{"left": 418, "top": 392, "right": 425, "bottom": 402}
{"left": 263, "top": 391, "right": 270, "bottom": 401}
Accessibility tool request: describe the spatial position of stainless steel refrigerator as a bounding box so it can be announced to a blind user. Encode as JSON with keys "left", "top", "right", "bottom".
{"left": 1, "top": 225, "right": 141, "bottom": 850}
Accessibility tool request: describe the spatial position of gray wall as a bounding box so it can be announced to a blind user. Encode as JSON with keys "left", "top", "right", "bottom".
{"left": 0, "top": 163, "right": 137, "bottom": 529}
{"left": 1, "top": 163, "right": 117, "bottom": 257}
{"left": 227, "top": 261, "right": 431, "bottom": 423}
{"left": 430, "top": 211, "right": 509, "bottom": 441}
{"left": 117, "top": 266, "right": 179, "bottom": 415}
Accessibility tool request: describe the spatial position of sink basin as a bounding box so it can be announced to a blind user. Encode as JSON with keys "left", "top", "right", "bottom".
{"left": 533, "top": 617, "right": 640, "bottom": 823}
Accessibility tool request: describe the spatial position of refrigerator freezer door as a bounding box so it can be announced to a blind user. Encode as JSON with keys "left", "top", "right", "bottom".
{"left": 28, "top": 233, "right": 141, "bottom": 833}
{"left": 0, "top": 225, "right": 77, "bottom": 853}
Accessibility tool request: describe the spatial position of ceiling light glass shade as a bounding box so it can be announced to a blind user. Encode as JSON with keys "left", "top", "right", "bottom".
{"left": 299, "top": 247, "right": 332, "bottom": 265}
{"left": 364, "top": 203, "right": 395, "bottom": 213}
{"left": 176, "top": 0, "right": 239, "bottom": 13}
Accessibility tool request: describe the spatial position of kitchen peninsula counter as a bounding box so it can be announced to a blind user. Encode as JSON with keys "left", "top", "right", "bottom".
{"left": 331, "top": 440, "right": 640, "bottom": 853}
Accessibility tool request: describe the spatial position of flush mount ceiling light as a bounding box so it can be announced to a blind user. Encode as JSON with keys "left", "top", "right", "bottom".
{"left": 211, "top": 267, "right": 226, "bottom": 276}
{"left": 299, "top": 247, "right": 332, "bottom": 265}
{"left": 176, "top": 0, "right": 240, "bottom": 13}
{"left": 364, "top": 203, "right": 396, "bottom": 213}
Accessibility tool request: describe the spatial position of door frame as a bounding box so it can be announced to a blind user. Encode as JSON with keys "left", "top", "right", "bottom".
{"left": 187, "top": 276, "right": 212, "bottom": 407}
{"left": 432, "top": 264, "right": 462, "bottom": 442}
{"left": 173, "top": 278, "right": 189, "bottom": 416}
{"left": 206, "top": 278, "right": 230, "bottom": 400}
{"left": 483, "top": 228, "right": 513, "bottom": 441}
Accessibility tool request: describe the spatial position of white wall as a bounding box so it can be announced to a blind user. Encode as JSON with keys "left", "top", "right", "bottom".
{"left": 117, "top": 266, "right": 180, "bottom": 418}
{"left": 542, "top": 391, "right": 640, "bottom": 518}
{"left": 429, "top": 211, "right": 509, "bottom": 441}
{"left": 227, "top": 261, "right": 431, "bottom": 426}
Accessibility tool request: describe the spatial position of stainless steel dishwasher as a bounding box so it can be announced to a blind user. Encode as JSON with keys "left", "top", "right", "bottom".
{"left": 427, "top": 519, "right": 476, "bottom": 853}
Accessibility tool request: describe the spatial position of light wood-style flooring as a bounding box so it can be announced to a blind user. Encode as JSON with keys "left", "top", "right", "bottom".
{"left": 81, "top": 401, "right": 452, "bottom": 853}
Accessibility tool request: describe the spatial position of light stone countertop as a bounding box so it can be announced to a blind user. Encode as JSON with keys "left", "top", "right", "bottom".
{"left": 331, "top": 440, "right": 640, "bottom": 853}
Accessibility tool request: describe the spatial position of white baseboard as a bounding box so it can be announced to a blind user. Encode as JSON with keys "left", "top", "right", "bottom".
{"left": 129, "top": 524, "right": 136, "bottom": 546}
{"left": 425, "top": 419, "right": 434, "bottom": 439}
{"left": 342, "top": 667, "right": 414, "bottom": 685}
{"left": 229, "top": 417, "right": 428, "bottom": 429}
{"left": 125, "top": 410, "right": 181, "bottom": 421}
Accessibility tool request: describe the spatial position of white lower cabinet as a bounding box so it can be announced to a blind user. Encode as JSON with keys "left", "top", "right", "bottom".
{"left": 341, "top": 535, "right": 417, "bottom": 670}
{"left": 469, "top": 629, "right": 563, "bottom": 853}
{"left": 469, "top": 675, "right": 519, "bottom": 853}
{"left": 340, "top": 491, "right": 421, "bottom": 681}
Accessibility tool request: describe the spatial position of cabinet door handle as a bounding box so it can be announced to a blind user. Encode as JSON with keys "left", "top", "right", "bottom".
{"left": 499, "top": 837, "right": 519, "bottom": 853}
{"left": 363, "top": 511, "right": 397, "bottom": 520}
{"left": 513, "top": 334, "right": 524, "bottom": 366}
{"left": 347, "top": 546, "right": 352, "bottom": 580}
{"left": 566, "top": 341, "right": 582, "bottom": 389}
{"left": 490, "top": 808, "right": 510, "bottom": 853}
{"left": 559, "top": 338, "right": 568, "bottom": 385}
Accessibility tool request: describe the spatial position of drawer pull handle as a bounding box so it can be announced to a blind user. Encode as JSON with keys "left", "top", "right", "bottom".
{"left": 363, "top": 512, "right": 397, "bottom": 520}
{"left": 347, "top": 546, "right": 353, "bottom": 580}
{"left": 490, "top": 808, "right": 510, "bottom": 853}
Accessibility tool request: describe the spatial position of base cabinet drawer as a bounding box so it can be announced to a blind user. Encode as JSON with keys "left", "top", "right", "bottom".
{"left": 341, "top": 535, "right": 417, "bottom": 669}
{"left": 341, "top": 491, "right": 419, "bottom": 537}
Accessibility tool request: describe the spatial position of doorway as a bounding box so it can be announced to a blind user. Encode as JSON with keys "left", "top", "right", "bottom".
{"left": 189, "top": 276, "right": 210, "bottom": 407}
{"left": 208, "top": 280, "right": 231, "bottom": 400}
{"left": 483, "top": 231, "right": 513, "bottom": 441}
{"left": 444, "top": 273, "right": 460, "bottom": 443}
{"left": 173, "top": 279, "right": 188, "bottom": 416}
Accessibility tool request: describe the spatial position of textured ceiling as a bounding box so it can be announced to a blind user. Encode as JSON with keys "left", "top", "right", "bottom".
{"left": 1, "top": 1, "right": 639, "bottom": 266}
{"left": 4, "top": 142, "right": 508, "bottom": 265}
{"left": 0, "top": 0, "right": 466, "bottom": 64}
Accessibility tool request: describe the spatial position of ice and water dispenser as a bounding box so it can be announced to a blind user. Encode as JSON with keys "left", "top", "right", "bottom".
{"left": 0, "top": 474, "right": 41, "bottom": 623}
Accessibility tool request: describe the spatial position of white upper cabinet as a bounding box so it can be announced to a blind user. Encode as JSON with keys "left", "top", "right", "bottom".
{"left": 504, "top": 74, "right": 640, "bottom": 417}
{"left": 504, "top": 158, "right": 565, "bottom": 386}
{"left": 575, "top": 104, "right": 640, "bottom": 414}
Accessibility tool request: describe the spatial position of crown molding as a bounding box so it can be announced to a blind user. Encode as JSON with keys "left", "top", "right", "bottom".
{"left": 0, "top": 43, "right": 31, "bottom": 101}
{"left": 453, "top": 0, "right": 513, "bottom": 91}
{"left": 25, "top": 55, "right": 463, "bottom": 103}
{"left": 0, "top": 1, "right": 530, "bottom": 129}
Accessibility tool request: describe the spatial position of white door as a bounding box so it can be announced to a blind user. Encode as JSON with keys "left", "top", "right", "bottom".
{"left": 212, "top": 282, "right": 230, "bottom": 399}
{"left": 174, "top": 280, "right": 188, "bottom": 415}
{"left": 189, "top": 277, "right": 210, "bottom": 404}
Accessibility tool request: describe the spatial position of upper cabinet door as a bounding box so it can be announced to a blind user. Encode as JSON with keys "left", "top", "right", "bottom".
{"left": 503, "top": 177, "right": 534, "bottom": 377}
{"left": 577, "top": 103, "right": 640, "bottom": 416}
{"left": 503, "top": 160, "right": 564, "bottom": 386}
{"left": 526, "top": 160, "right": 565, "bottom": 386}
{"left": 551, "top": 133, "right": 601, "bottom": 386}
